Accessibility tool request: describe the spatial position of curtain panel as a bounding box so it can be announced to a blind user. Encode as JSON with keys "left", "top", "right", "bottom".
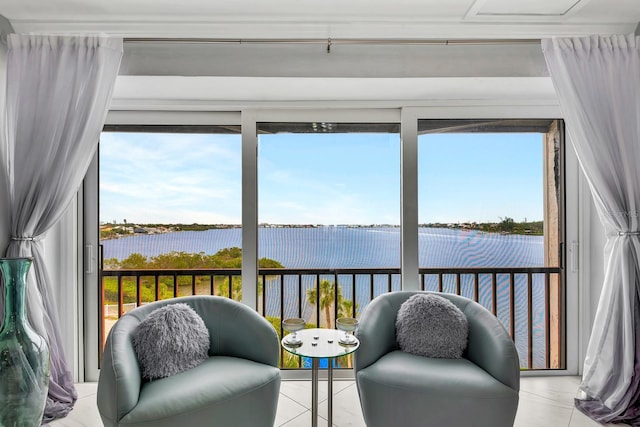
{"left": 542, "top": 35, "right": 640, "bottom": 424}
{"left": 0, "top": 34, "right": 122, "bottom": 422}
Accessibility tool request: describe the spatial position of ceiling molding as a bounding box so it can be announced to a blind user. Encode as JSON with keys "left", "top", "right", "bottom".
{"left": 9, "top": 20, "right": 637, "bottom": 39}
{"left": 109, "top": 76, "right": 558, "bottom": 109}
{"left": 123, "top": 37, "right": 543, "bottom": 45}
{"left": 107, "top": 97, "right": 562, "bottom": 116}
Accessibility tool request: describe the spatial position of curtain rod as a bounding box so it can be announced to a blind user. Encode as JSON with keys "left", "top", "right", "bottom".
{"left": 124, "top": 37, "right": 541, "bottom": 46}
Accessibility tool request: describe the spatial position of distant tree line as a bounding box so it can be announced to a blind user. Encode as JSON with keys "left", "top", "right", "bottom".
{"left": 99, "top": 223, "right": 241, "bottom": 240}
{"left": 421, "top": 218, "right": 543, "bottom": 235}
{"left": 103, "top": 247, "right": 282, "bottom": 270}
{"left": 102, "top": 248, "right": 283, "bottom": 304}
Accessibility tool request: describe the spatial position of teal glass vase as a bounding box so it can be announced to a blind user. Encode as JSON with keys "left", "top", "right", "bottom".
{"left": 0, "top": 257, "right": 50, "bottom": 427}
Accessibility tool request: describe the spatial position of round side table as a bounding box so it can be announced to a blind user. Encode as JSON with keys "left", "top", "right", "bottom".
{"left": 282, "top": 328, "right": 359, "bottom": 427}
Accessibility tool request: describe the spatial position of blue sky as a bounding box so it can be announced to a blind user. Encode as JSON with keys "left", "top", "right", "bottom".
{"left": 100, "top": 130, "right": 543, "bottom": 225}
{"left": 419, "top": 132, "right": 543, "bottom": 224}
{"left": 258, "top": 132, "right": 400, "bottom": 224}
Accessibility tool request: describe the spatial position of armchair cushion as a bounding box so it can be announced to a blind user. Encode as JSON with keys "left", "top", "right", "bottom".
{"left": 132, "top": 303, "right": 210, "bottom": 380}
{"left": 357, "top": 350, "right": 518, "bottom": 427}
{"left": 119, "top": 356, "right": 281, "bottom": 426}
{"left": 395, "top": 293, "right": 468, "bottom": 358}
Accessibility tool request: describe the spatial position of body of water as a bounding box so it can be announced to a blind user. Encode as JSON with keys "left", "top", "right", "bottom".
{"left": 102, "top": 226, "right": 544, "bottom": 268}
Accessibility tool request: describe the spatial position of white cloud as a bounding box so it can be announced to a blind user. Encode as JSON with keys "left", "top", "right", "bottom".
{"left": 100, "top": 132, "right": 241, "bottom": 223}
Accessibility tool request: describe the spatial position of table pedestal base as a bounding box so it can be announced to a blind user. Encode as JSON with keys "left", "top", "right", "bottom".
{"left": 311, "top": 358, "right": 334, "bottom": 427}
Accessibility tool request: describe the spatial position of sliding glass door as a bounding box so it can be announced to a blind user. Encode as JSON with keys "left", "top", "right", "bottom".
{"left": 84, "top": 111, "right": 567, "bottom": 376}
{"left": 417, "top": 119, "right": 564, "bottom": 369}
{"left": 257, "top": 122, "right": 400, "bottom": 368}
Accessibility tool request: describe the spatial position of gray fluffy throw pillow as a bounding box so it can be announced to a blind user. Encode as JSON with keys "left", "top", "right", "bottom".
{"left": 132, "top": 303, "right": 210, "bottom": 381}
{"left": 396, "top": 294, "right": 468, "bottom": 359}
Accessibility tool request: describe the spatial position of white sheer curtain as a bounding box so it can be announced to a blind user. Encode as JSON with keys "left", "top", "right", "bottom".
{"left": 0, "top": 34, "right": 122, "bottom": 422}
{"left": 542, "top": 35, "right": 640, "bottom": 424}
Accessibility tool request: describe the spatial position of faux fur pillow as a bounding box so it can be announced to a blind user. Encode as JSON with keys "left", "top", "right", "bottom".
{"left": 132, "top": 303, "right": 210, "bottom": 381}
{"left": 396, "top": 294, "right": 468, "bottom": 359}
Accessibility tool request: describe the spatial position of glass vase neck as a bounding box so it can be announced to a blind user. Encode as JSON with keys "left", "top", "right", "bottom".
{"left": 0, "top": 257, "right": 33, "bottom": 326}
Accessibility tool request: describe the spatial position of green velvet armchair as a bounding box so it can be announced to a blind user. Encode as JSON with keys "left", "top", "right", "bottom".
{"left": 354, "top": 291, "right": 520, "bottom": 427}
{"left": 97, "top": 296, "right": 281, "bottom": 427}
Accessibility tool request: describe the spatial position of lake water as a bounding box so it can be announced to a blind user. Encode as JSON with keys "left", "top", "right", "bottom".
{"left": 102, "top": 226, "right": 544, "bottom": 268}
{"left": 102, "top": 226, "right": 549, "bottom": 368}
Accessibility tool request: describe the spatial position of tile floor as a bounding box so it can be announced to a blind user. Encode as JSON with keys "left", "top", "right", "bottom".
{"left": 50, "top": 376, "right": 620, "bottom": 427}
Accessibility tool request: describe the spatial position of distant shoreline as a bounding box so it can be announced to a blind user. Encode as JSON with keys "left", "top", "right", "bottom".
{"left": 100, "top": 220, "right": 543, "bottom": 240}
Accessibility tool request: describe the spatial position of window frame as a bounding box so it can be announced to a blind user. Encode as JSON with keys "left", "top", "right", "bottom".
{"left": 404, "top": 106, "right": 577, "bottom": 375}
{"left": 81, "top": 105, "right": 577, "bottom": 381}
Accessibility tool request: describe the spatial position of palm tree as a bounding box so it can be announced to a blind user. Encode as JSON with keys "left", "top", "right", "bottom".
{"left": 307, "top": 279, "right": 361, "bottom": 327}
{"left": 307, "top": 279, "right": 342, "bottom": 328}
{"left": 338, "top": 298, "right": 358, "bottom": 319}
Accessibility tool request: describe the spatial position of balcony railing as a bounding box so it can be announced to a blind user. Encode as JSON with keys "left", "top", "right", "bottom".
{"left": 100, "top": 266, "right": 562, "bottom": 370}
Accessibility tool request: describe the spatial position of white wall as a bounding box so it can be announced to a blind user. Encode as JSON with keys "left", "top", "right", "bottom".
{"left": 586, "top": 186, "right": 607, "bottom": 337}
{"left": 44, "top": 201, "right": 79, "bottom": 382}
{"left": 588, "top": 204, "right": 606, "bottom": 319}
{"left": 572, "top": 150, "right": 606, "bottom": 374}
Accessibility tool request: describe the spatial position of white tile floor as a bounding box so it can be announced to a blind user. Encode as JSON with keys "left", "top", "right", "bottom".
{"left": 50, "top": 376, "right": 620, "bottom": 427}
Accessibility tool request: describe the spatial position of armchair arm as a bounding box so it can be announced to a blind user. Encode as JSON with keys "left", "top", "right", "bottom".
{"left": 354, "top": 293, "right": 401, "bottom": 372}
{"left": 462, "top": 301, "right": 520, "bottom": 391}
{"left": 97, "top": 315, "right": 142, "bottom": 426}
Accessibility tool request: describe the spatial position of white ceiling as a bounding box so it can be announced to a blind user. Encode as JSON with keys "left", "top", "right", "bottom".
{"left": 2, "top": 0, "right": 639, "bottom": 109}
{"left": 3, "top": 0, "right": 639, "bottom": 38}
